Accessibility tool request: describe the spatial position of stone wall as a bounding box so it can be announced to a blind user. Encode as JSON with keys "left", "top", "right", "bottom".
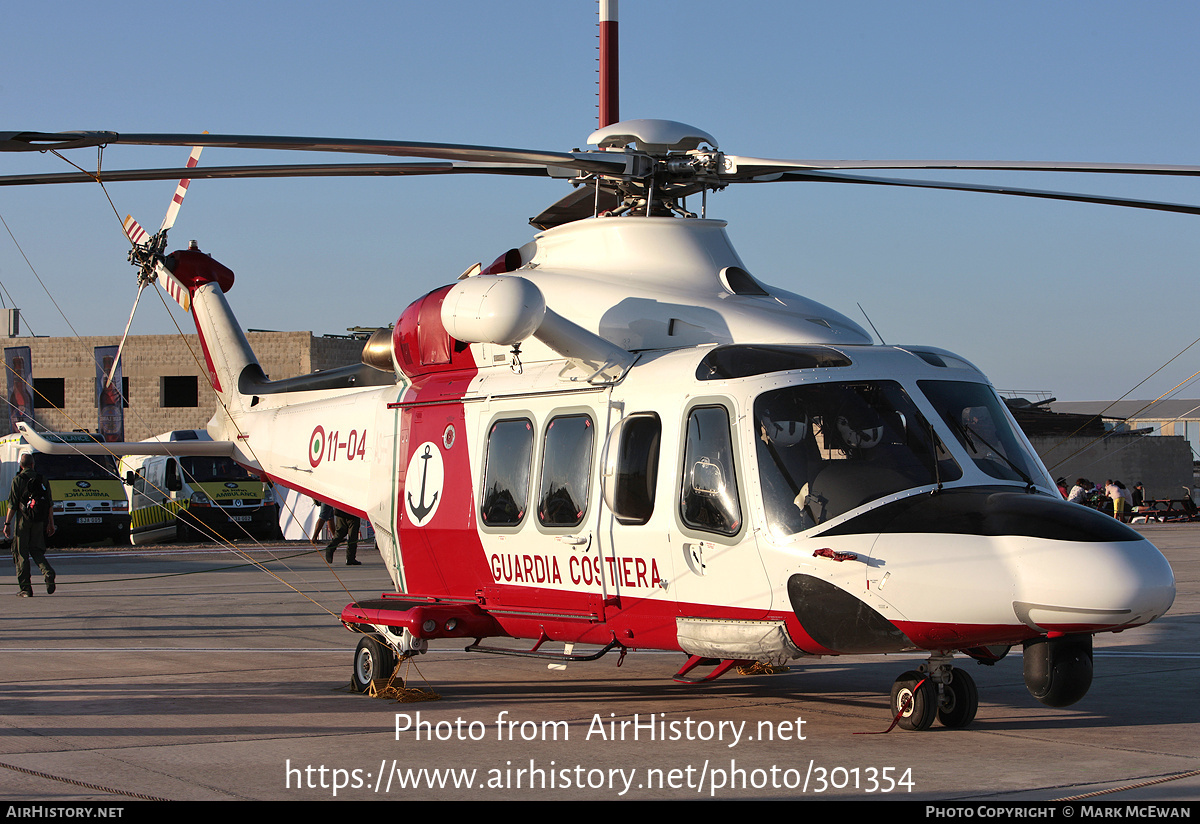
{"left": 1030, "top": 433, "right": 1194, "bottom": 501}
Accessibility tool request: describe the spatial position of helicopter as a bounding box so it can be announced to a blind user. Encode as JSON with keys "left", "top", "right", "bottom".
{"left": 1, "top": 2, "right": 1183, "bottom": 731}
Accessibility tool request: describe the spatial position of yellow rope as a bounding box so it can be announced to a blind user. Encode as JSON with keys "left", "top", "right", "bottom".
{"left": 366, "top": 654, "right": 441, "bottom": 703}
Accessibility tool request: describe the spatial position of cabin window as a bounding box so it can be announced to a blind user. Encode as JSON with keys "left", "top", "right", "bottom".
{"left": 754, "top": 381, "right": 959, "bottom": 535}
{"left": 604, "top": 413, "right": 661, "bottom": 525}
{"left": 680, "top": 406, "right": 741, "bottom": 536}
{"left": 479, "top": 418, "right": 534, "bottom": 527}
{"left": 537, "top": 414, "right": 594, "bottom": 528}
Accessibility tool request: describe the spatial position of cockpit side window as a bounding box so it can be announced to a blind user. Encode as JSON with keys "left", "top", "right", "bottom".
{"left": 680, "top": 406, "right": 742, "bottom": 536}
{"left": 755, "top": 381, "right": 960, "bottom": 536}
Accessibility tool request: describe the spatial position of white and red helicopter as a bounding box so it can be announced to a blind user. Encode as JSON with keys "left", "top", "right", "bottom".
{"left": 2, "top": 2, "right": 1182, "bottom": 731}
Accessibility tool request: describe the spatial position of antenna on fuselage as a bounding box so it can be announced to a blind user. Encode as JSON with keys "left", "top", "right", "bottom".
{"left": 857, "top": 303, "right": 886, "bottom": 345}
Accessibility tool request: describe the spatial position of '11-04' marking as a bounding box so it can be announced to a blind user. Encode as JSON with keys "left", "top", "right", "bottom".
{"left": 309, "top": 425, "right": 367, "bottom": 467}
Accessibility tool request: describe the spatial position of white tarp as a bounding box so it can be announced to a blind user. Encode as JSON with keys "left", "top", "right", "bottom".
{"left": 277, "top": 486, "right": 374, "bottom": 542}
{"left": 278, "top": 487, "right": 321, "bottom": 541}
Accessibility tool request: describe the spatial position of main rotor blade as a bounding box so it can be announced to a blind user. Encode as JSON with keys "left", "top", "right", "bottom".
{"left": 0, "top": 131, "right": 628, "bottom": 176}
{"left": 769, "top": 170, "right": 1200, "bottom": 216}
{"left": 722, "top": 156, "right": 1200, "bottom": 179}
{"left": 0, "top": 162, "right": 552, "bottom": 186}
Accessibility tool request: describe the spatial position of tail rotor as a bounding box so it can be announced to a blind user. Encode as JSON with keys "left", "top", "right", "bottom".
{"left": 105, "top": 143, "right": 204, "bottom": 388}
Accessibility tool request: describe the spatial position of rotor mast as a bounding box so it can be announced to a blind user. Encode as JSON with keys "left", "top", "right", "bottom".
{"left": 598, "top": 0, "right": 618, "bottom": 128}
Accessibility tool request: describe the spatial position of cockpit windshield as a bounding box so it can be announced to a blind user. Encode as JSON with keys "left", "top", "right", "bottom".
{"left": 31, "top": 453, "right": 118, "bottom": 481}
{"left": 178, "top": 456, "right": 255, "bottom": 483}
{"left": 918, "top": 380, "right": 1046, "bottom": 487}
{"left": 754, "top": 381, "right": 961, "bottom": 537}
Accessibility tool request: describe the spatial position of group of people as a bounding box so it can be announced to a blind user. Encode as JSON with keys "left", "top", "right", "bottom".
{"left": 1059, "top": 476, "right": 1146, "bottom": 521}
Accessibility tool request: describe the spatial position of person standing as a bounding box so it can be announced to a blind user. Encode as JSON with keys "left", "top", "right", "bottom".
{"left": 4, "top": 453, "right": 56, "bottom": 597}
{"left": 310, "top": 499, "right": 334, "bottom": 544}
{"left": 1108, "top": 480, "right": 1129, "bottom": 521}
{"left": 323, "top": 505, "right": 361, "bottom": 566}
{"left": 1067, "top": 478, "right": 1090, "bottom": 505}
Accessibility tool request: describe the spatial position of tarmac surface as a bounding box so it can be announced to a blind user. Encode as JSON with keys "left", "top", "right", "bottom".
{"left": 2, "top": 525, "right": 1199, "bottom": 803}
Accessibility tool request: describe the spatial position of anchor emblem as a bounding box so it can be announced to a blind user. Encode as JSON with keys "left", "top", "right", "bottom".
{"left": 404, "top": 442, "right": 444, "bottom": 526}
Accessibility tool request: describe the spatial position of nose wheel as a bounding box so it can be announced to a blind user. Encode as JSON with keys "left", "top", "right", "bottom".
{"left": 889, "top": 657, "right": 979, "bottom": 730}
{"left": 935, "top": 666, "right": 978, "bottom": 728}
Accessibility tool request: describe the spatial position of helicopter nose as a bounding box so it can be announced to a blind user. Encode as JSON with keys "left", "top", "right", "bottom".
{"left": 848, "top": 489, "right": 1175, "bottom": 649}
{"left": 1010, "top": 534, "right": 1175, "bottom": 632}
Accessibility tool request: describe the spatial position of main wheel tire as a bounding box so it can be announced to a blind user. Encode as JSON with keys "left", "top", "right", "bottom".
{"left": 936, "top": 667, "right": 979, "bottom": 729}
{"left": 891, "top": 670, "right": 937, "bottom": 731}
{"left": 352, "top": 637, "right": 396, "bottom": 693}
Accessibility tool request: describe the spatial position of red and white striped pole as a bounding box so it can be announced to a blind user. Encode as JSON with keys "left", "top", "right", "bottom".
{"left": 598, "top": 0, "right": 619, "bottom": 128}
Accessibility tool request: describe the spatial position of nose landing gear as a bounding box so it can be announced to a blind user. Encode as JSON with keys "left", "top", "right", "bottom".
{"left": 889, "top": 654, "right": 979, "bottom": 731}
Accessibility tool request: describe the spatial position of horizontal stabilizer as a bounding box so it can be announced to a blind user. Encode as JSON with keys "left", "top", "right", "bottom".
{"left": 17, "top": 423, "right": 235, "bottom": 457}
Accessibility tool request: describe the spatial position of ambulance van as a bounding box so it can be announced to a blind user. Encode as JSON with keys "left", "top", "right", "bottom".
{"left": 121, "top": 430, "right": 280, "bottom": 544}
{"left": 0, "top": 430, "right": 128, "bottom": 545}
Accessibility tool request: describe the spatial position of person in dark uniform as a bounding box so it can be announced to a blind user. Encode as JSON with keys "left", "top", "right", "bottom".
{"left": 4, "top": 453, "right": 56, "bottom": 597}
{"left": 319, "top": 501, "right": 360, "bottom": 566}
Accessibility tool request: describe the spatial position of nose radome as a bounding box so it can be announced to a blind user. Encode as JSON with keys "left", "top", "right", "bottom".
{"left": 1010, "top": 536, "right": 1175, "bottom": 632}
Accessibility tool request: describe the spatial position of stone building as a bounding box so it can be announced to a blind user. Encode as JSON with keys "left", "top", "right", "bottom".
{"left": 1004, "top": 397, "right": 1196, "bottom": 501}
{"left": 5, "top": 331, "right": 366, "bottom": 442}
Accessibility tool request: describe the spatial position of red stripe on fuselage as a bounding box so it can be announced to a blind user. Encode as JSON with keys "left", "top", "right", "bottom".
{"left": 259, "top": 471, "right": 369, "bottom": 521}
{"left": 190, "top": 302, "right": 223, "bottom": 393}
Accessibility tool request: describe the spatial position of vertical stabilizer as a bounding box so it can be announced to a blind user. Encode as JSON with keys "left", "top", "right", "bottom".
{"left": 165, "top": 249, "right": 259, "bottom": 432}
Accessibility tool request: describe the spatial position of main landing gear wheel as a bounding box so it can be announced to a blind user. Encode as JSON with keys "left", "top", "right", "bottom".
{"left": 936, "top": 667, "right": 979, "bottom": 729}
{"left": 890, "top": 670, "right": 937, "bottom": 731}
{"left": 352, "top": 636, "right": 396, "bottom": 693}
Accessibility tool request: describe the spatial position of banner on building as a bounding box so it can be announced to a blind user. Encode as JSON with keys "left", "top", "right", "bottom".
{"left": 5, "top": 346, "right": 34, "bottom": 436}
{"left": 95, "top": 345, "right": 125, "bottom": 443}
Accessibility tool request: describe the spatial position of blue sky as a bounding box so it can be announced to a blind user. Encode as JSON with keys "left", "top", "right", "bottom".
{"left": 3, "top": 0, "right": 1200, "bottom": 402}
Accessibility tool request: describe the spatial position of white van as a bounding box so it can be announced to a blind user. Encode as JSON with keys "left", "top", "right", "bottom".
{"left": 120, "top": 430, "right": 280, "bottom": 544}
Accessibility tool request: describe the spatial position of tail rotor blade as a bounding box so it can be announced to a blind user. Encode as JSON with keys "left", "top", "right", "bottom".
{"left": 160, "top": 142, "right": 203, "bottom": 233}
{"left": 105, "top": 281, "right": 146, "bottom": 389}
{"left": 156, "top": 260, "right": 192, "bottom": 312}
{"left": 114, "top": 141, "right": 204, "bottom": 365}
{"left": 123, "top": 214, "right": 150, "bottom": 248}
